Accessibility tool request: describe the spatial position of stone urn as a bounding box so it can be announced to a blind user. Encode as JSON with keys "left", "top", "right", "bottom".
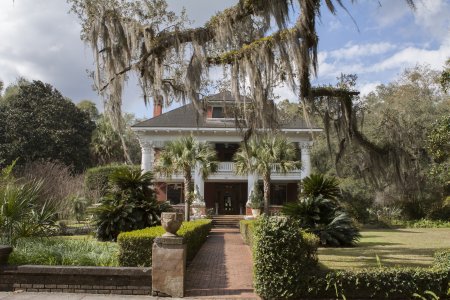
{"left": 161, "top": 212, "right": 183, "bottom": 237}
{"left": 0, "top": 245, "right": 13, "bottom": 265}
{"left": 251, "top": 208, "right": 261, "bottom": 217}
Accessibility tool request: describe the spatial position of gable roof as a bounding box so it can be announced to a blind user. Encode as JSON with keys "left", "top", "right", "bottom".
{"left": 132, "top": 92, "right": 319, "bottom": 130}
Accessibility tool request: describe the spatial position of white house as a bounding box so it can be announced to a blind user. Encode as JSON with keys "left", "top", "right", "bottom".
{"left": 132, "top": 91, "right": 319, "bottom": 215}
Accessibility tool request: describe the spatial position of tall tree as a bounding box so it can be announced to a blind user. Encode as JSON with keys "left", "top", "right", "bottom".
{"left": 0, "top": 80, "right": 95, "bottom": 172}
{"left": 68, "top": 0, "right": 415, "bottom": 133}
{"left": 234, "top": 134, "right": 300, "bottom": 214}
{"left": 77, "top": 100, "right": 100, "bottom": 122}
{"left": 154, "top": 136, "right": 218, "bottom": 221}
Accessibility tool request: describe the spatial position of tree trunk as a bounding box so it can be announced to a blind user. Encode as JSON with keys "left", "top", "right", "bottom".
{"left": 184, "top": 170, "right": 192, "bottom": 221}
{"left": 263, "top": 172, "right": 271, "bottom": 215}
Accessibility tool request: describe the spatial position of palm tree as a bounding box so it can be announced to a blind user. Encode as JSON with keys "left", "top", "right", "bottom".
{"left": 234, "top": 134, "right": 300, "bottom": 214}
{"left": 154, "top": 136, "right": 218, "bottom": 221}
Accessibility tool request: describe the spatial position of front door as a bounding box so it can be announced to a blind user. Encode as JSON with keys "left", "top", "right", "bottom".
{"left": 217, "top": 184, "right": 240, "bottom": 215}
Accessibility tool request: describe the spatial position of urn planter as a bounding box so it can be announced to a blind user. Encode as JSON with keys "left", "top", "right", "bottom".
{"left": 251, "top": 209, "right": 261, "bottom": 217}
{"left": 0, "top": 245, "right": 13, "bottom": 265}
{"left": 161, "top": 212, "right": 184, "bottom": 237}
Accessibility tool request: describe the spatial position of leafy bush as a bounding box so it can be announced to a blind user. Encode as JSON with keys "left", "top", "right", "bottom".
{"left": 253, "top": 216, "right": 319, "bottom": 299}
{"left": 16, "top": 161, "right": 85, "bottom": 219}
{"left": 117, "top": 219, "right": 212, "bottom": 267}
{"left": 307, "top": 268, "right": 450, "bottom": 299}
{"left": 283, "top": 174, "right": 360, "bottom": 246}
{"left": 433, "top": 249, "right": 450, "bottom": 270}
{"left": 91, "top": 168, "right": 171, "bottom": 241}
{"left": 399, "top": 219, "right": 450, "bottom": 228}
{"left": 239, "top": 219, "right": 256, "bottom": 247}
{"left": 84, "top": 164, "right": 140, "bottom": 199}
{"left": 367, "top": 204, "right": 403, "bottom": 227}
{"left": 8, "top": 237, "right": 118, "bottom": 266}
{"left": 282, "top": 195, "right": 360, "bottom": 246}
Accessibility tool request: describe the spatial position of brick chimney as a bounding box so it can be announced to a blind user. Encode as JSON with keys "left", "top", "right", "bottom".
{"left": 153, "top": 95, "right": 163, "bottom": 117}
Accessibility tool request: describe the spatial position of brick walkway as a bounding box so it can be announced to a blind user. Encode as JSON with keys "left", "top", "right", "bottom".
{"left": 186, "top": 228, "right": 259, "bottom": 299}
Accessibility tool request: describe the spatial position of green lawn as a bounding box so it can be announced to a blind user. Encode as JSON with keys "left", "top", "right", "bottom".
{"left": 318, "top": 228, "right": 450, "bottom": 270}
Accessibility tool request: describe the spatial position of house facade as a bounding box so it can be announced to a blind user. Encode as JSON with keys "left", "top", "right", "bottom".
{"left": 132, "top": 92, "right": 320, "bottom": 215}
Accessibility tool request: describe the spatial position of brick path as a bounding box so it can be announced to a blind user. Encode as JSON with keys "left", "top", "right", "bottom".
{"left": 186, "top": 228, "right": 259, "bottom": 299}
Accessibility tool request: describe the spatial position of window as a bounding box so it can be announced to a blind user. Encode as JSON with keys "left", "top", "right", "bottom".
{"left": 167, "top": 184, "right": 183, "bottom": 205}
{"left": 270, "top": 184, "right": 287, "bottom": 205}
{"left": 212, "top": 106, "right": 224, "bottom": 118}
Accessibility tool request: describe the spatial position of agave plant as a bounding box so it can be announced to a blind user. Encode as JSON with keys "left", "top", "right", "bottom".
{"left": 91, "top": 168, "right": 172, "bottom": 241}
{"left": 282, "top": 174, "right": 360, "bottom": 246}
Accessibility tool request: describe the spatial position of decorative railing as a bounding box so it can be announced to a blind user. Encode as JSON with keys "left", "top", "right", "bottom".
{"left": 217, "top": 162, "right": 235, "bottom": 172}
{"left": 216, "top": 162, "right": 301, "bottom": 174}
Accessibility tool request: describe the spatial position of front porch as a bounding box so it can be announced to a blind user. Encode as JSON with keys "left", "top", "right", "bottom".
{"left": 155, "top": 181, "right": 298, "bottom": 216}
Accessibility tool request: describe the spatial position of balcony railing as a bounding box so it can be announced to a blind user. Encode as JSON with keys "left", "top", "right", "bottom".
{"left": 218, "top": 162, "right": 235, "bottom": 172}
{"left": 216, "top": 162, "right": 301, "bottom": 174}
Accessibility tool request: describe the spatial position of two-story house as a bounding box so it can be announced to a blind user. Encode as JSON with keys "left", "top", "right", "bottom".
{"left": 132, "top": 91, "right": 320, "bottom": 215}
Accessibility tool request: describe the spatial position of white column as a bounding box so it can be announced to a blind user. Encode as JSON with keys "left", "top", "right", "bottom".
{"left": 247, "top": 172, "right": 257, "bottom": 206}
{"left": 194, "top": 163, "right": 204, "bottom": 199}
{"left": 300, "top": 141, "right": 313, "bottom": 179}
{"left": 140, "top": 141, "right": 154, "bottom": 173}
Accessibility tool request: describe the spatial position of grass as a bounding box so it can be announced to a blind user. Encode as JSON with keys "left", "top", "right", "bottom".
{"left": 8, "top": 236, "right": 119, "bottom": 267}
{"left": 318, "top": 228, "right": 450, "bottom": 270}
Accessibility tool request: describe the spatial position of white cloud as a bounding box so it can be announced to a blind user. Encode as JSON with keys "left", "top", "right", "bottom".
{"left": 358, "top": 81, "right": 381, "bottom": 96}
{"left": 328, "top": 42, "right": 396, "bottom": 60}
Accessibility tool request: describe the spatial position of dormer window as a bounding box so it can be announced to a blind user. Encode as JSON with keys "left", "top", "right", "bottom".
{"left": 212, "top": 106, "right": 224, "bottom": 118}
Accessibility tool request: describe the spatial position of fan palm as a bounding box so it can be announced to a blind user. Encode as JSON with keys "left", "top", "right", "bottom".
{"left": 302, "top": 174, "right": 341, "bottom": 201}
{"left": 154, "top": 136, "right": 218, "bottom": 221}
{"left": 234, "top": 134, "right": 300, "bottom": 214}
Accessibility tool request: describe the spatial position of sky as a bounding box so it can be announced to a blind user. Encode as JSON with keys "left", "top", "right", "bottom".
{"left": 0, "top": 0, "right": 449, "bottom": 119}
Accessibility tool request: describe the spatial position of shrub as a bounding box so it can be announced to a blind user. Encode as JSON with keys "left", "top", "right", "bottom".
{"left": 253, "top": 216, "right": 319, "bottom": 299}
{"left": 307, "top": 268, "right": 450, "bottom": 299}
{"left": 15, "top": 161, "right": 85, "bottom": 219}
{"left": 239, "top": 219, "right": 256, "bottom": 247}
{"left": 282, "top": 195, "right": 360, "bottom": 246}
{"left": 8, "top": 237, "right": 118, "bottom": 266}
{"left": 0, "top": 165, "right": 58, "bottom": 245}
{"left": 91, "top": 168, "right": 171, "bottom": 241}
{"left": 84, "top": 164, "right": 140, "bottom": 199}
{"left": 433, "top": 249, "right": 450, "bottom": 270}
{"left": 117, "top": 219, "right": 212, "bottom": 267}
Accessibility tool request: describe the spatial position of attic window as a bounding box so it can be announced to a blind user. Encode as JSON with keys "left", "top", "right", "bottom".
{"left": 212, "top": 106, "right": 224, "bottom": 118}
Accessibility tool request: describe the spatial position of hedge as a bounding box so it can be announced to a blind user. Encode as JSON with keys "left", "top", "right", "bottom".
{"left": 239, "top": 220, "right": 256, "bottom": 248}
{"left": 307, "top": 268, "right": 450, "bottom": 299}
{"left": 242, "top": 216, "right": 450, "bottom": 299}
{"left": 84, "top": 164, "right": 140, "bottom": 198}
{"left": 253, "top": 216, "right": 319, "bottom": 299}
{"left": 117, "top": 219, "right": 212, "bottom": 267}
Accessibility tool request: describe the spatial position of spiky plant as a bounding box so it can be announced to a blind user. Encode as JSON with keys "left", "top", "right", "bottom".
{"left": 91, "top": 168, "right": 171, "bottom": 241}
{"left": 283, "top": 175, "right": 360, "bottom": 246}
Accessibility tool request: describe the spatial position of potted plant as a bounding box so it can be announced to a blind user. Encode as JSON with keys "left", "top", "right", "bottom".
{"left": 248, "top": 183, "right": 263, "bottom": 217}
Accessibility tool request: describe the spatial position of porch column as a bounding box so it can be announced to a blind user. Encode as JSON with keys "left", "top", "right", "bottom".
{"left": 194, "top": 163, "right": 204, "bottom": 199}
{"left": 247, "top": 172, "right": 257, "bottom": 206}
{"left": 140, "top": 141, "right": 154, "bottom": 173}
{"left": 300, "top": 141, "right": 312, "bottom": 179}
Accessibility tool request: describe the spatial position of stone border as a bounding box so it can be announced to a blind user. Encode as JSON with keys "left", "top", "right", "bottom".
{"left": 0, "top": 265, "right": 151, "bottom": 295}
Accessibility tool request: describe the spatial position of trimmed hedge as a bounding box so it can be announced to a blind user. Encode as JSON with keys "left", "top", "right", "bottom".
{"left": 434, "top": 249, "right": 450, "bottom": 270}
{"left": 253, "top": 216, "right": 319, "bottom": 299}
{"left": 239, "top": 220, "right": 256, "bottom": 248}
{"left": 117, "top": 219, "right": 212, "bottom": 267}
{"left": 84, "top": 164, "right": 140, "bottom": 197}
{"left": 307, "top": 268, "right": 450, "bottom": 299}
{"left": 243, "top": 217, "right": 450, "bottom": 299}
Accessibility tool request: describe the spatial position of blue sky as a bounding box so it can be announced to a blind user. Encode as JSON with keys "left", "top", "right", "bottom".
{"left": 0, "top": 0, "right": 448, "bottom": 119}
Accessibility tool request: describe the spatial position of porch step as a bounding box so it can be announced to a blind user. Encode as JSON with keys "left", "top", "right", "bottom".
{"left": 211, "top": 215, "right": 245, "bottom": 228}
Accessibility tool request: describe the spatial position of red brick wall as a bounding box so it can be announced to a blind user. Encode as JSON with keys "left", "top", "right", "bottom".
{"left": 206, "top": 106, "right": 213, "bottom": 118}
{"left": 155, "top": 182, "right": 167, "bottom": 202}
